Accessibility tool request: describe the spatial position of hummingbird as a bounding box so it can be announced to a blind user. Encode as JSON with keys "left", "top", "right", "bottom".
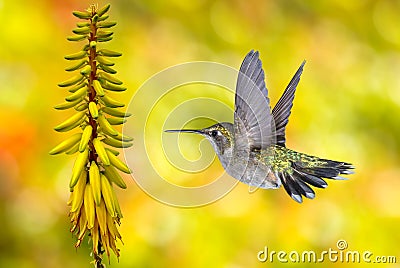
{"left": 165, "top": 50, "right": 354, "bottom": 203}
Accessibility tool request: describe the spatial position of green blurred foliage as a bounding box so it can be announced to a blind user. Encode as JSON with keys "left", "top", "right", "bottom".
{"left": 0, "top": 0, "right": 399, "bottom": 267}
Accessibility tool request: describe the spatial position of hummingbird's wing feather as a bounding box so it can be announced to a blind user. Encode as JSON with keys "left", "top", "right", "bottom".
{"left": 271, "top": 61, "right": 305, "bottom": 147}
{"left": 234, "top": 50, "right": 275, "bottom": 151}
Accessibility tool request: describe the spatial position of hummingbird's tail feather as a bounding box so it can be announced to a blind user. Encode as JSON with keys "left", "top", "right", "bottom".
{"left": 277, "top": 158, "right": 354, "bottom": 203}
{"left": 279, "top": 172, "right": 315, "bottom": 203}
{"left": 293, "top": 159, "right": 354, "bottom": 179}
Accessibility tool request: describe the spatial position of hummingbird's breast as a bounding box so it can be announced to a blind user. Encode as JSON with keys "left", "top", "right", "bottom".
{"left": 221, "top": 147, "right": 281, "bottom": 189}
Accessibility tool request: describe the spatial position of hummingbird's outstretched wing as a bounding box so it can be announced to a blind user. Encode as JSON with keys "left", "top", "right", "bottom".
{"left": 234, "top": 50, "right": 275, "bottom": 152}
{"left": 272, "top": 61, "right": 306, "bottom": 147}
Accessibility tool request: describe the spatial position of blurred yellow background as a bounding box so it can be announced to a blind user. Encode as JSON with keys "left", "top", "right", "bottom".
{"left": 1, "top": 0, "right": 400, "bottom": 267}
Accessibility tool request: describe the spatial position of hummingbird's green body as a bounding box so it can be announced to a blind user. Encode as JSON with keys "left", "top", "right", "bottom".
{"left": 260, "top": 146, "right": 333, "bottom": 176}
{"left": 166, "top": 50, "right": 354, "bottom": 203}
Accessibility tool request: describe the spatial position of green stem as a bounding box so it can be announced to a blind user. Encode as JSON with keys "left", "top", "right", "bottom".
{"left": 88, "top": 15, "right": 98, "bottom": 163}
{"left": 94, "top": 248, "right": 105, "bottom": 268}
{"left": 88, "top": 13, "right": 104, "bottom": 267}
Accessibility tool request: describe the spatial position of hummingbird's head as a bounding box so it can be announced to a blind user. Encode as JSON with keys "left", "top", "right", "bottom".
{"left": 165, "top": 122, "right": 234, "bottom": 159}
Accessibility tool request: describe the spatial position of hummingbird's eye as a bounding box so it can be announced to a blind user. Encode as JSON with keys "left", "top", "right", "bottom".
{"left": 211, "top": 130, "right": 218, "bottom": 137}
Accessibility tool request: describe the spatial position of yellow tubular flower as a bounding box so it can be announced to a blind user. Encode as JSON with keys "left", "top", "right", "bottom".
{"left": 51, "top": 3, "right": 132, "bottom": 266}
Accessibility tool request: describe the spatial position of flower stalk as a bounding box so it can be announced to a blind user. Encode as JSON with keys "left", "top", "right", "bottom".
{"left": 50, "top": 3, "right": 132, "bottom": 266}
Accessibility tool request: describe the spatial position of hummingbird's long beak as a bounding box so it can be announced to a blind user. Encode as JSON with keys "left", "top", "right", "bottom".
{"left": 164, "top": 129, "right": 203, "bottom": 134}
